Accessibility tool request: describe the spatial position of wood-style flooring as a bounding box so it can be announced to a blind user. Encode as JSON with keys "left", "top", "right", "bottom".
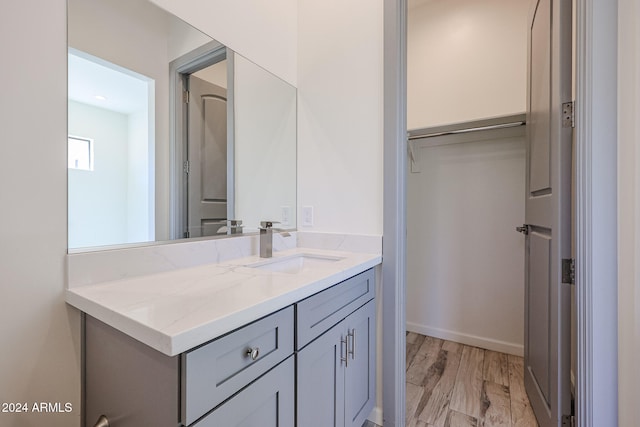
{"left": 405, "top": 333, "right": 538, "bottom": 427}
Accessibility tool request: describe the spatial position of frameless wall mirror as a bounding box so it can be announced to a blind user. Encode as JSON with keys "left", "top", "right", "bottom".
{"left": 67, "top": 0, "right": 297, "bottom": 251}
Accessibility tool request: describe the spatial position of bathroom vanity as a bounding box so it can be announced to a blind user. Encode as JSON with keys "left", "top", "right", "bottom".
{"left": 67, "top": 239, "right": 380, "bottom": 427}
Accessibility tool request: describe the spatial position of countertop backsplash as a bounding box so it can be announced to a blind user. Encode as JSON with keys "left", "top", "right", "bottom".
{"left": 67, "top": 231, "right": 381, "bottom": 288}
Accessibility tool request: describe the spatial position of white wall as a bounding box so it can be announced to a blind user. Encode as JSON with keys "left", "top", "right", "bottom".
{"left": 297, "top": 0, "right": 384, "bottom": 235}
{"left": 406, "top": 136, "right": 526, "bottom": 354}
{"left": 193, "top": 60, "right": 228, "bottom": 89}
{"left": 68, "top": 101, "right": 129, "bottom": 248}
{"left": 618, "top": 0, "right": 640, "bottom": 423}
{"left": 0, "top": 1, "right": 81, "bottom": 426}
{"left": 167, "top": 15, "right": 214, "bottom": 61}
{"left": 234, "top": 54, "right": 297, "bottom": 230}
{"left": 407, "top": 0, "right": 530, "bottom": 130}
{"left": 127, "top": 107, "right": 154, "bottom": 243}
{"left": 149, "top": 0, "right": 297, "bottom": 86}
{"left": 406, "top": 0, "right": 529, "bottom": 354}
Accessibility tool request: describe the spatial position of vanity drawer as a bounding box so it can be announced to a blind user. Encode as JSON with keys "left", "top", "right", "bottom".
{"left": 296, "top": 268, "right": 375, "bottom": 349}
{"left": 181, "top": 306, "right": 294, "bottom": 425}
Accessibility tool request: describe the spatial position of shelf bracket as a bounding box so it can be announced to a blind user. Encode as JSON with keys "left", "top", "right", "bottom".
{"left": 407, "top": 138, "right": 420, "bottom": 173}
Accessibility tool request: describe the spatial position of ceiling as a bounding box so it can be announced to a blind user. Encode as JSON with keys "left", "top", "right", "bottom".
{"left": 68, "top": 51, "right": 151, "bottom": 115}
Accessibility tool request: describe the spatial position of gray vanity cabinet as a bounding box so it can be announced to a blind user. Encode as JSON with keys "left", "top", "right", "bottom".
{"left": 296, "top": 269, "right": 376, "bottom": 427}
{"left": 83, "top": 268, "right": 376, "bottom": 427}
{"left": 84, "top": 306, "right": 294, "bottom": 427}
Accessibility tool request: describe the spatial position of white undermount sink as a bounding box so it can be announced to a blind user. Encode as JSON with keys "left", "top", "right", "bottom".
{"left": 247, "top": 253, "right": 345, "bottom": 274}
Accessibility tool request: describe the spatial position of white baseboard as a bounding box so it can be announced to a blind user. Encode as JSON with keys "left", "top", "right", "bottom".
{"left": 406, "top": 322, "right": 524, "bottom": 357}
{"left": 367, "top": 406, "right": 383, "bottom": 425}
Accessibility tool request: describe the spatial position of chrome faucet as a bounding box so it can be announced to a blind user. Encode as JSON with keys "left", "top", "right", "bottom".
{"left": 259, "top": 221, "right": 290, "bottom": 258}
{"left": 227, "top": 219, "right": 243, "bottom": 235}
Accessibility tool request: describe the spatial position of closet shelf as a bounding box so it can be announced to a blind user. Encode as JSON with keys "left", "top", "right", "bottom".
{"left": 406, "top": 113, "right": 526, "bottom": 172}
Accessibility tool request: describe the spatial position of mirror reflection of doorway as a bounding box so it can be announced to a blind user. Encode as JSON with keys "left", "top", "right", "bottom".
{"left": 171, "top": 45, "right": 233, "bottom": 239}
{"left": 185, "top": 59, "right": 229, "bottom": 238}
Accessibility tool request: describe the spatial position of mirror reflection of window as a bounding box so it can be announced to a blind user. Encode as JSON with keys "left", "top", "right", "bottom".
{"left": 68, "top": 136, "right": 93, "bottom": 171}
{"left": 67, "top": 50, "right": 155, "bottom": 249}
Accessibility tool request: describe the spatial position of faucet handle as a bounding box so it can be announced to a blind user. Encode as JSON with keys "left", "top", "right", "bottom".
{"left": 260, "top": 220, "right": 280, "bottom": 229}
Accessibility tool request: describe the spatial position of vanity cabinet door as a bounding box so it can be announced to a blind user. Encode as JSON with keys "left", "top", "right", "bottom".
{"left": 193, "top": 356, "right": 294, "bottom": 427}
{"left": 297, "top": 299, "right": 376, "bottom": 427}
{"left": 297, "top": 321, "right": 346, "bottom": 427}
{"left": 344, "top": 300, "right": 376, "bottom": 427}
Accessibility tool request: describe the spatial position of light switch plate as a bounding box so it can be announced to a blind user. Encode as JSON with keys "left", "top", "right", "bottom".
{"left": 281, "top": 206, "right": 291, "bottom": 226}
{"left": 302, "top": 206, "right": 314, "bottom": 227}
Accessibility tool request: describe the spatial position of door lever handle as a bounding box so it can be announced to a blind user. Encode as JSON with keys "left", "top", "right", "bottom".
{"left": 516, "top": 224, "right": 530, "bottom": 235}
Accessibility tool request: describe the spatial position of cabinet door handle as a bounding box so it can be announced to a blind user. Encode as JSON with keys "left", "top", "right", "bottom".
{"left": 246, "top": 347, "right": 260, "bottom": 361}
{"left": 348, "top": 329, "right": 356, "bottom": 360}
{"left": 340, "top": 336, "right": 348, "bottom": 367}
{"left": 93, "top": 415, "right": 109, "bottom": 427}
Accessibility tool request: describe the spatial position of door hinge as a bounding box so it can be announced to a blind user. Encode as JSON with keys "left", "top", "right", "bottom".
{"left": 562, "top": 258, "right": 575, "bottom": 284}
{"left": 183, "top": 160, "right": 190, "bottom": 174}
{"left": 516, "top": 224, "right": 530, "bottom": 235}
{"left": 562, "top": 101, "right": 575, "bottom": 128}
{"left": 183, "top": 90, "right": 190, "bottom": 104}
{"left": 562, "top": 414, "right": 575, "bottom": 427}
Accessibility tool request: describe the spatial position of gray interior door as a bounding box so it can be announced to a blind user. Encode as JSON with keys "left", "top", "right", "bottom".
{"left": 187, "top": 75, "right": 227, "bottom": 237}
{"left": 523, "top": 0, "right": 572, "bottom": 425}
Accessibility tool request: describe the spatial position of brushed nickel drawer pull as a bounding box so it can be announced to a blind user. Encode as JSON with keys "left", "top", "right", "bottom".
{"left": 246, "top": 347, "right": 260, "bottom": 361}
{"left": 340, "top": 336, "right": 348, "bottom": 367}
{"left": 348, "top": 329, "right": 356, "bottom": 360}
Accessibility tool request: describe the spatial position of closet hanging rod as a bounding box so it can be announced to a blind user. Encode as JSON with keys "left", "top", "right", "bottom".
{"left": 407, "top": 113, "right": 526, "bottom": 141}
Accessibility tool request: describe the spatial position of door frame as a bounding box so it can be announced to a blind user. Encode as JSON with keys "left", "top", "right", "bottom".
{"left": 574, "top": 0, "right": 618, "bottom": 425}
{"left": 381, "top": 0, "right": 619, "bottom": 425}
{"left": 382, "top": 0, "right": 407, "bottom": 426}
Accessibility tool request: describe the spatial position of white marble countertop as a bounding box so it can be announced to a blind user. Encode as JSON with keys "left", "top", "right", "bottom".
{"left": 66, "top": 247, "right": 381, "bottom": 356}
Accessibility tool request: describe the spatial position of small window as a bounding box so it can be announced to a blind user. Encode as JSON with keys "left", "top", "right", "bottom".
{"left": 68, "top": 136, "right": 94, "bottom": 171}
